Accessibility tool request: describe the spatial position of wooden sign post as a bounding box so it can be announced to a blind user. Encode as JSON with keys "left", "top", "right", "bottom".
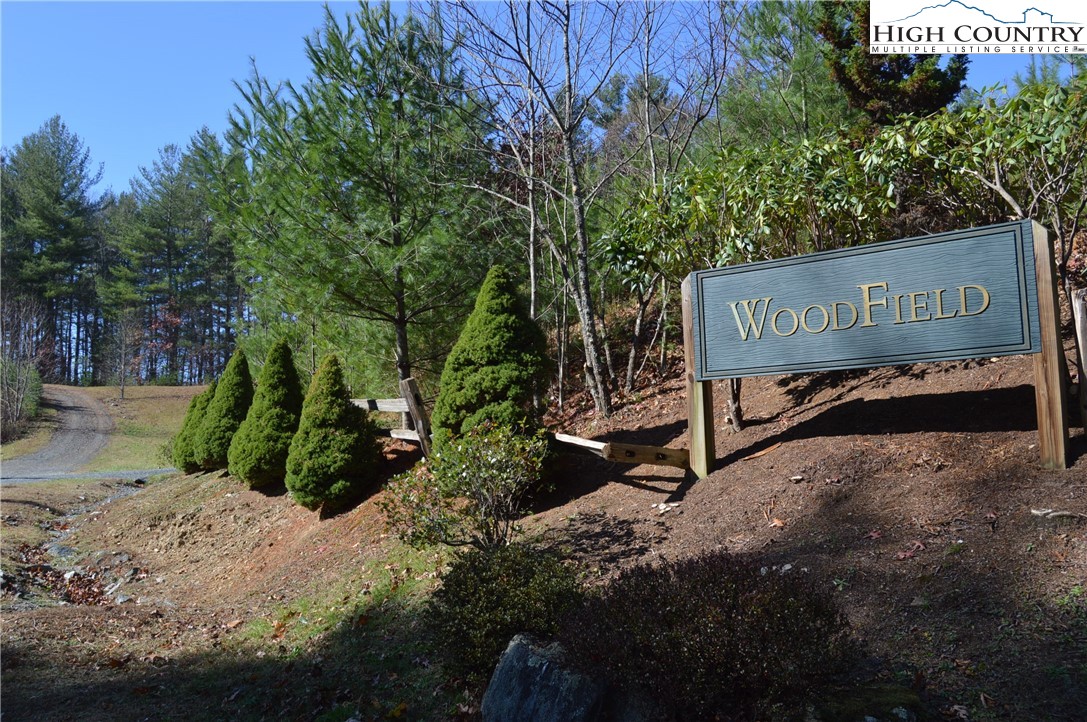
{"left": 682, "top": 276, "right": 715, "bottom": 478}
{"left": 681, "top": 220, "right": 1068, "bottom": 478}
{"left": 1030, "top": 222, "right": 1069, "bottom": 469}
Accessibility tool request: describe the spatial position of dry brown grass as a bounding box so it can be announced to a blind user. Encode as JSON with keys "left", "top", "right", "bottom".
{"left": 0, "top": 406, "right": 59, "bottom": 462}
{"left": 79, "top": 386, "right": 203, "bottom": 472}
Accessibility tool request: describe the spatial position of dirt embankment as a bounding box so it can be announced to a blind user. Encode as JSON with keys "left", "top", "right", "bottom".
{"left": 1, "top": 355, "right": 1086, "bottom": 720}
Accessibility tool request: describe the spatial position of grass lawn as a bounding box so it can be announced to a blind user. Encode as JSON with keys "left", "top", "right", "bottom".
{"left": 80, "top": 385, "right": 203, "bottom": 472}
{"left": 0, "top": 405, "right": 59, "bottom": 462}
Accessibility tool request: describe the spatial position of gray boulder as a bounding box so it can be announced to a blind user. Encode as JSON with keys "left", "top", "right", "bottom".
{"left": 482, "top": 635, "right": 605, "bottom": 722}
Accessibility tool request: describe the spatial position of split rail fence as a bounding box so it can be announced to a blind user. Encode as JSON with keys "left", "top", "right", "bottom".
{"left": 352, "top": 377, "right": 689, "bottom": 471}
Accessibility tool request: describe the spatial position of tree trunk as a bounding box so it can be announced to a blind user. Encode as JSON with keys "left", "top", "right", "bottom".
{"left": 725, "top": 378, "right": 744, "bottom": 432}
{"left": 564, "top": 142, "right": 612, "bottom": 416}
{"left": 657, "top": 279, "right": 669, "bottom": 374}
{"left": 625, "top": 288, "right": 649, "bottom": 394}
{"left": 598, "top": 282, "right": 618, "bottom": 388}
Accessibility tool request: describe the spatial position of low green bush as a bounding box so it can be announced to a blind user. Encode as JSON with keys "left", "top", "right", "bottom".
{"left": 560, "top": 550, "right": 854, "bottom": 719}
{"left": 426, "top": 544, "right": 583, "bottom": 683}
{"left": 381, "top": 423, "right": 549, "bottom": 551}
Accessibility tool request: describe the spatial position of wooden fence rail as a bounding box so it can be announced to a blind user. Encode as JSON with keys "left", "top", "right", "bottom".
{"left": 353, "top": 377, "right": 687, "bottom": 471}
{"left": 351, "top": 377, "right": 429, "bottom": 454}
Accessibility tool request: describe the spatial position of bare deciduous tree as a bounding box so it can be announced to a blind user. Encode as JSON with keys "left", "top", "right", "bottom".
{"left": 1, "top": 294, "right": 46, "bottom": 440}
{"left": 445, "top": 0, "right": 732, "bottom": 415}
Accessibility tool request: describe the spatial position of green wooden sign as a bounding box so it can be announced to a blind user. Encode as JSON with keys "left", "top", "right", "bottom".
{"left": 688, "top": 220, "right": 1041, "bottom": 381}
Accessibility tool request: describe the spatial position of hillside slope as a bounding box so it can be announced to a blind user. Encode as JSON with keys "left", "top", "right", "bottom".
{"left": 2, "top": 353, "right": 1086, "bottom": 721}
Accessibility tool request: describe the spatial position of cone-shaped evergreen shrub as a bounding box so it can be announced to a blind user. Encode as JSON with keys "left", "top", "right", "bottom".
{"left": 431, "top": 265, "right": 548, "bottom": 447}
{"left": 172, "top": 380, "right": 217, "bottom": 474}
{"left": 194, "top": 349, "right": 254, "bottom": 471}
{"left": 228, "top": 340, "right": 304, "bottom": 488}
{"left": 285, "top": 354, "right": 380, "bottom": 511}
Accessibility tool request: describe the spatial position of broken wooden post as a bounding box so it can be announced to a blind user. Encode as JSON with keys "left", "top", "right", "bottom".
{"left": 399, "top": 377, "right": 433, "bottom": 458}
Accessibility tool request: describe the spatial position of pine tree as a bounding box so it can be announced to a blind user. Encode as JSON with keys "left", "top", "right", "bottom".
{"left": 228, "top": 339, "right": 304, "bottom": 487}
{"left": 172, "top": 380, "right": 217, "bottom": 473}
{"left": 285, "top": 354, "right": 379, "bottom": 511}
{"left": 431, "top": 265, "right": 549, "bottom": 448}
{"left": 2, "top": 116, "right": 104, "bottom": 383}
{"left": 194, "top": 349, "right": 253, "bottom": 470}
{"left": 816, "top": 1, "right": 968, "bottom": 125}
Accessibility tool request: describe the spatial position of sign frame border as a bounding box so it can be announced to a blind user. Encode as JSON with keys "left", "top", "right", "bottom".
{"left": 681, "top": 220, "right": 1068, "bottom": 478}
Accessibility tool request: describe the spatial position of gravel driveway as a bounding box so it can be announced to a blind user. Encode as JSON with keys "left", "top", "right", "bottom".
{"left": 1, "top": 385, "right": 173, "bottom": 485}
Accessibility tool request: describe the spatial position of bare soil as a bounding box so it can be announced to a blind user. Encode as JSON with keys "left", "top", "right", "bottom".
{"left": 2, "top": 349, "right": 1086, "bottom": 721}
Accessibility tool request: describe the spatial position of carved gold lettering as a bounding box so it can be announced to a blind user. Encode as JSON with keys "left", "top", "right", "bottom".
{"left": 933, "top": 288, "right": 957, "bottom": 319}
{"left": 724, "top": 280, "right": 990, "bottom": 343}
{"left": 858, "top": 282, "right": 888, "bottom": 328}
{"left": 772, "top": 308, "right": 800, "bottom": 337}
{"left": 832, "top": 301, "right": 858, "bottom": 331}
{"left": 728, "top": 298, "right": 773, "bottom": 341}
{"left": 959, "top": 284, "right": 990, "bottom": 317}
{"left": 908, "top": 291, "right": 931, "bottom": 322}
{"left": 801, "top": 304, "right": 830, "bottom": 334}
{"left": 891, "top": 294, "right": 905, "bottom": 324}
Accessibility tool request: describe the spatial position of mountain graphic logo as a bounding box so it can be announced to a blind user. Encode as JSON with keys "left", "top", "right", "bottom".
{"left": 888, "top": 1, "right": 1075, "bottom": 25}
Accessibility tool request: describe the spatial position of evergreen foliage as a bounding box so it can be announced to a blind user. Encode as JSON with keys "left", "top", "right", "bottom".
{"left": 426, "top": 544, "right": 583, "bottom": 683}
{"left": 382, "top": 423, "right": 550, "bottom": 551}
{"left": 227, "top": 1, "right": 491, "bottom": 389}
{"left": 228, "top": 339, "right": 304, "bottom": 487}
{"left": 194, "top": 350, "right": 253, "bottom": 470}
{"left": 561, "top": 550, "right": 854, "bottom": 719}
{"left": 1, "top": 116, "right": 103, "bottom": 384}
{"left": 172, "top": 380, "right": 216, "bottom": 473}
{"left": 816, "top": 1, "right": 968, "bottom": 124}
{"left": 285, "top": 354, "right": 380, "bottom": 512}
{"left": 431, "top": 265, "right": 548, "bottom": 447}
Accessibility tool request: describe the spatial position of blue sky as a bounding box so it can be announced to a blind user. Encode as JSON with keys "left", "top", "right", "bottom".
{"left": 2, "top": 1, "right": 1040, "bottom": 198}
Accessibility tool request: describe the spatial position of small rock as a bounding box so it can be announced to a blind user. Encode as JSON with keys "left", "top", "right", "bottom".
{"left": 115, "top": 594, "right": 132, "bottom": 604}
{"left": 63, "top": 570, "right": 78, "bottom": 582}
{"left": 780, "top": 563, "right": 794, "bottom": 574}
{"left": 44, "top": 544, "right": 78, "bottom": 560}
{"left": 891, "top": 707, "right": 916, "bottom": 721}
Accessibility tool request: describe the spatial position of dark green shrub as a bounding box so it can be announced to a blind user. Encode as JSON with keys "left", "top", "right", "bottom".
{"left": 228, "top": 339, "right": 304, "bottom": 487}
{"left": 427, "top": 544, "right": 583, "bottom": 683}
{"left": 560, "top": 550, "right": 854, "bottom": 719}
{"left": 431, "top": 265, "right": 548, "bottom": 449}
{"left": 381, "top": 423, "right": 549, "bottom": 551}
{"left": 172, "top": 380, "right": 217, "bottom": 473}
{"left": 194, "top": 350, "right": 254, "bottom": 470}
{"left": 285, "top": 354, "right": 380, "bottom": 511}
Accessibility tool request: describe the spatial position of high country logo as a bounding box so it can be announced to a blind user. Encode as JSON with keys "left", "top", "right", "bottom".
{"left": 869, "top": 0, "right": 1087, "bottom": 54}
